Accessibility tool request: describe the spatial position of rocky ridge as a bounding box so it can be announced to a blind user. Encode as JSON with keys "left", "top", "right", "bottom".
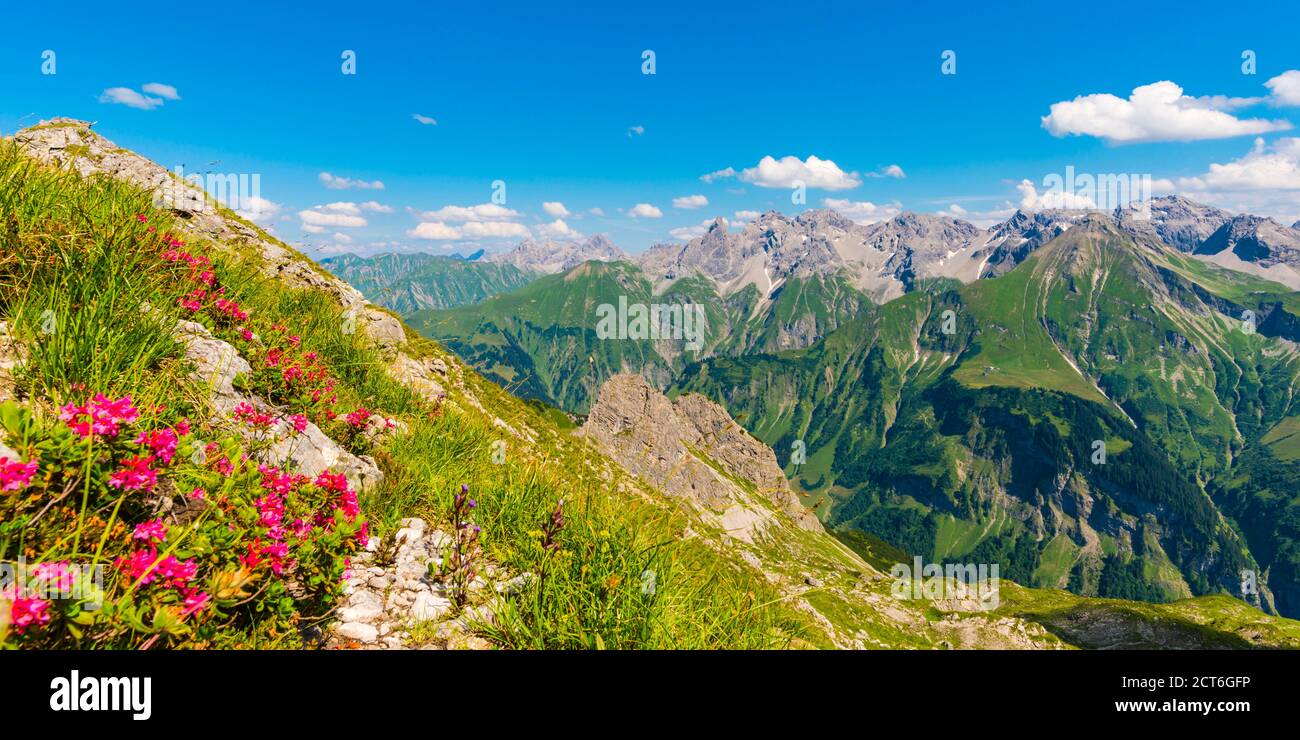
{"left": 580, "top": 374, "right": 820, "bottom": 540}
{"left": 487, "top": 234, "right": 628, "bottom": 274}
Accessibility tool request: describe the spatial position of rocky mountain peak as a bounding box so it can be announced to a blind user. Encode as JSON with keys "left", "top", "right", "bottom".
{"left": 1196, "top": 214, "right": 1300, "bottom": 274}
{"left": 1116, "top": 195, "right": 1234, "bottom": 253}
{"left": 488, "top": 233, "right": 628, "bottom": 275}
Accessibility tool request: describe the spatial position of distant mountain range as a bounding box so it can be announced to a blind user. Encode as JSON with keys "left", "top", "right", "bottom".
{"left": 338, "top": 196, "right": 1300, "bottom": 619}
{"left": 319, "top": 252, "right": 538, "bottom": 314}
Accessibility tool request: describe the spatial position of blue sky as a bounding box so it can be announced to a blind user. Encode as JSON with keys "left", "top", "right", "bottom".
{"left": 4, "top": 0, "right": 1300, "bottom": 257}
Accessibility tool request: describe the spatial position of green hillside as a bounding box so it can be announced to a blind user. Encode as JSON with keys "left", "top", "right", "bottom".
{"left": 409, "top": 261, "right": 872, "bottom": 411}
{"left": 676, "top": 217, "right": 1300, "bottom": 617}
{"left": 320, "top": 252, "right": 538, "bottom": 314}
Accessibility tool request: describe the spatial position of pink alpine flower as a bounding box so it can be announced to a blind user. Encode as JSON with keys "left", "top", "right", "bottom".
{"left": 62, "top": 394, "right": 140, "bottom": 439}
{"left": 108, "top": 455, "right": 158, "bottom": 492}
{"left": 289, "top": 414, "right": 309, "bottom": 434}
{"left": 133, "top": 519, "right": 168, "bottom": 543}
{"left": 345, "top": 407, "right": 371, "bottom": 429}
{"left": 0, "top": 456, "right": 38, "bottom": 492}
{"left": 8, "top": 592, "right": 52, "bottom": 635}
{"left": 115, "top": 548, "right": 160, "bottom": 586}
{"left": 154, "top": 555, "right": 199, "bottom": 588}
{"left": 233, "top": 402, "right": 275, "bottom": 430}
{"left": 30, "top": 562, "right": 77, "bottom": 593}
{"left": 134, "top": 428, "right": 179, "bottom": 464}
{"left": 180, "top": 590, "right": 210, "bottom": 618}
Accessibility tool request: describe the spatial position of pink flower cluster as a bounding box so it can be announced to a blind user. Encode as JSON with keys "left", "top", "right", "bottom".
{"left": 116, "top": 547, "right": 202, "bottom": 589}
{"left": 134, "top": 428, "right": 179, "bottom": 464}
{"left": 0, "top": 456, "right": 38, "bottom": 492}
{"left": 213, "top": 296, "right": 249, "bottom": 322}
{"left": 233, "top": 402, "right": 275, "bottom": 430}
{"left": 133, "top": 519, "right": 168, "bottom": 543}
{"left": 345, "top": 407, "right": 371, "bottom": 429}
{"left": 108, "top": 455, "right": 158, "bottom": 492}
{"left": 2, "top": 585, "right": 51, "bottom": 635}
{"left": 60, "top": 394, "right": 140, "bottom": 439}
{"left": 31, "top": 562, "right": 77, "bottom": 593}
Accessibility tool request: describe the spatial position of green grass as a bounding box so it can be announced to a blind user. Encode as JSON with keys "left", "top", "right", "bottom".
{"left": 1261, "top": 416, "right": 1300, "bottom": 461}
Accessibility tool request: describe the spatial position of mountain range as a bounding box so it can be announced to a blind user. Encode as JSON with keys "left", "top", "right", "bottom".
{"left": 350, "top": 196, "right": 1300, "bottom": 619}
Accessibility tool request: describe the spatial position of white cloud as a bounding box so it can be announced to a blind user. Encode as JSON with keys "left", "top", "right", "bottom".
{"left": 628, "top": 203, "right": 663, "bottom": 218}
{"left": 359, "top": 200, "right": 394, "bottom": 213}
{"left": 460, "top": 221, "right": 531, "bottom": 238}
{"left": 407, "top": 222, "right": 462, "bottom": 240}
{"left": 98, "top": 87, "right": 165, "bottom": 110}
{"left": 940, "top": 202, "right": 1018, "bottom": 228}
{"left": 235, "top": 196, "right": 281, "bottom": 223}
{"left": 1178, "top": 137, "right": 1300, "bottom": 191}
{"left": 627, "top": 125, "right": 645, "bottom": 137}
{"left": 323, "top": 202, "right": 363, "bottom": 215}
{"left": 733, "top": 210, "right": 760, "bottom": 222}
{"left": 299, "top": 204, "right": 368, "bottom": 228}
{"left": 589, "top": 207, "right": 605, "bottom": 216}
{"left": 332, "top": 232, "right": 353, "bottom": 243}
{"left": 543, "top": 201, "right": 571, "bottom": 217}
{"left": 318, "top": 172, "right": 385, "bottom": 190}
{"left": 538, "top": 219, "right": 580, "bottom": 239}
{"left": 407, "top": 220, "right": 531, "bottom": 240}
{"left": 1015, "top": 180, "right": 1098, "bottom": 210}
{"left": 412, "top": 113, "right": 438, "bottom": 125}
{"left": 301, "top": 224, "right": 327, "bottom": 234}
{"left": 670, "top": 218, "right": 724, "bottom": 240}
{"left": 141, "top": 82, "right": 180, "bottom": 101}
{"left": 1041, "top": 80, "right": 1292, "bottom": 144}
{"left": 417, "top": 203, "right": 522, "bottom": 222}
{"left": 866, "top": 164, "right": 906, "bottom": 179}
{"left": 700, "top": 167, "right": 737, "bottom": 183}
{"left": 672, "top": 194, "right": 708, "bottom": 209}
{"left": 822, "top": 198, "right": 902, "bottom": 224}
{"left": 1267, "top": 71, "right": 1300, "bottom": 107}
{"left": 741, "top": 155, "right": 861, "bottom": 190}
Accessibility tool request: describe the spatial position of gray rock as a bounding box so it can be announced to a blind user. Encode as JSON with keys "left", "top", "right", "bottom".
{"left": 174, "top": 319, "right": 383, "bottom": 490}
{"left": 339, "top": 590, "right": 384, "bottom": 622}
{"left": 411, "top": 591, "right": 452, "bottom": 622}
{"left": 580, "top": 374, "right": 822, "bottom": 535}
{"left": 336, "top": 622, "right": 379, "bottom": 643}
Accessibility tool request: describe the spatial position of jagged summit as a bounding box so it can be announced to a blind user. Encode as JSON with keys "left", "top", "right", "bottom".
{"left": 486, "top": 233, "right": 628, "bottom": 274}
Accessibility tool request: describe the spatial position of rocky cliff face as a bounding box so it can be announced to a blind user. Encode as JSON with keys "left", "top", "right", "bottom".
{"left": 580, "top": 374, "right": 820, "bottom": 540}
